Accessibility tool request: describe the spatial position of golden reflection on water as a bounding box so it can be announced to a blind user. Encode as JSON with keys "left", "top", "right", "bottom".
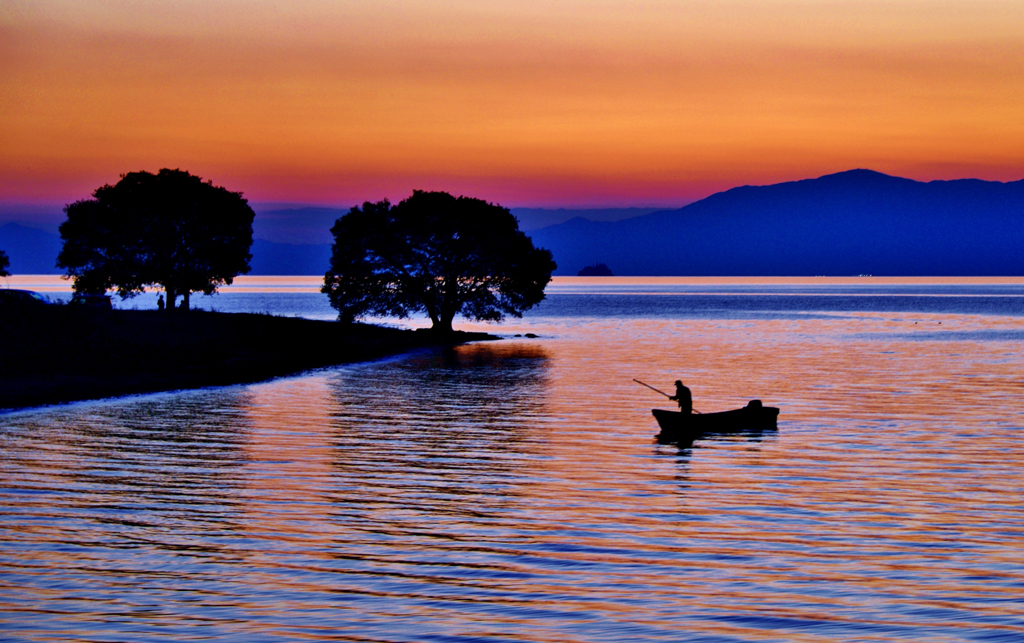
{"left": 1, "top": 298, "right": 1023, "bottom": 640}
{"left": 173, "top": 310, "right": 1024, "bottom": 640}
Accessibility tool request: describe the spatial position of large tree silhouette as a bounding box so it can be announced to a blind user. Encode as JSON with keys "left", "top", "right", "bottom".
{"left": 58, "top": 169, "right": 254, "bottom": 310}
{"left": 0, "top": 249, "right": 9, "bottom": 277}
{"left": 322, "top": 190, "right": 556, "bottom": 332}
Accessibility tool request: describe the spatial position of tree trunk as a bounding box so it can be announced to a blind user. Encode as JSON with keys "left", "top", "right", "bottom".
{"left": 433, "top": 313, "right": 454, "bottom": 334}
{"left": 426, "top": 298, "right": 453, "bottom": 333}
{"left": 165, "top": 287, "right": 176, "bottom": 312}
{"left": 427, "top": 308, "right": 441, "bottom": 331}
{"left": 181, "top": 291, "right": 190, "bottom": 311}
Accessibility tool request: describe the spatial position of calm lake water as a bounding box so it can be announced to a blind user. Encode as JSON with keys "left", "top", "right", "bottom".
{"left": 2, "top": 277, "right": 1023, "bottom": 642}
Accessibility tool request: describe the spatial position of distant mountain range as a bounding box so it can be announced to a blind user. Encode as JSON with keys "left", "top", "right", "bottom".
{"left": 0, "top": 224, "right": 332, "bottom": 276}
{"left": 0, "top": 223, "right": 63, "bottom": 274}
{"left": 531, "top": 170, "right": 1024, "bottom": 276}
{"left": 249, "top": 204, "right": 661, "bottom": 244}
{"left": 0, "top": 206, "right": 664, "bottom": 276}
{"left": 249, "top": 239, "right": 332, "bottom": 276}
{"left": 509, "top": 207, "right": 666, "bottom": 231}
{"left": 3, "top": 170, "right": 1022, "bottom": 276}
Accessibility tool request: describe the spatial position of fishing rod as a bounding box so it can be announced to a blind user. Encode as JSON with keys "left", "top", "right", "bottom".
{"left": 633, "top": 379, "right": 672, "bottom": 398}
{"left": 633, "top": 378, "right": 702, "bottom": 414}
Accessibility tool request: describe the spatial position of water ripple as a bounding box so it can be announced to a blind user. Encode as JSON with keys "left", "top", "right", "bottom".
{"left": 3, "top": 313, "right": 1024, "bottom": 641}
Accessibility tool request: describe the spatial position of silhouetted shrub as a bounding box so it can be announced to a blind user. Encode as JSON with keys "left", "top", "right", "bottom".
{"left": 323, "top": 190, "right": 556, "bottom": 332}
{"left": 57, "top": 169, "right": 254, "bottom": 310}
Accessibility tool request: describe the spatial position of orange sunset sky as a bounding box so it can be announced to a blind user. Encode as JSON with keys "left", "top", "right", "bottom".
{"left": 2, "top": 0, "right": 1023, "bottom": 208}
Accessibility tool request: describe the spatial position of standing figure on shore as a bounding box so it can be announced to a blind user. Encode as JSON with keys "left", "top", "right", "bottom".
{"left": 670, "top": 380, "right": 692, "bottom": 414}
{"left": 157, "top": 294, "right": 165, "bottom": 311}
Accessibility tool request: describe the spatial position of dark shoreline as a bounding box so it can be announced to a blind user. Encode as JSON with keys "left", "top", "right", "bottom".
{"left": 1, "top": 307, "right": 499, "bottom": 412}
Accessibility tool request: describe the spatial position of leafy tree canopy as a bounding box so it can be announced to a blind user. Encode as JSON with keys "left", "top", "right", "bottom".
{"left": 57, "top": 169, "right": 255, "bottom": 310}
{"left": 0, "top": 249, "right": 9, "bottom": 277}
{"left": 322, "top": 190, "right": 556, "bottom": 332}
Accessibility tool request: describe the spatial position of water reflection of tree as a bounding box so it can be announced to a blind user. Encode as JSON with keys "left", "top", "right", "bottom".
{"left": 2, "top": 391, "right": 262, "bottom": 636}
{"left": 326, "top": 343, "right": 551, "bottom": 528}
{"left": 17, "top": 391, "right": 253, "bottom": 543}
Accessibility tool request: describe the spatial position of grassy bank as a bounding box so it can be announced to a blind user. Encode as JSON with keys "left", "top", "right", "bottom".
{"left": 1, "top": 307, "right": 497, "bottom": 411}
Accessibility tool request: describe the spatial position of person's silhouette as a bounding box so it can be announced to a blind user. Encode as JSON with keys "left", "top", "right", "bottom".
{"left": 669, "top": 380, "right": 692, "bottom": 414}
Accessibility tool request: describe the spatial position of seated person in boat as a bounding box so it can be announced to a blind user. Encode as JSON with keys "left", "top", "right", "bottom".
{"left": 669, "top": 380, "right": 692, "bottom": 414}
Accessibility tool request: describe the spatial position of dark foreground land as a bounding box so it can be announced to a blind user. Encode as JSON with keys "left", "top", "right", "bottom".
{"left": 1, "top": 307, "right": 497, "bottom": 411}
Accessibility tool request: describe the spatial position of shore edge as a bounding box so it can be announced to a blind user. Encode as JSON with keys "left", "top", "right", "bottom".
{"left": 1, "top": 308, "right": 500, "bottom": 412}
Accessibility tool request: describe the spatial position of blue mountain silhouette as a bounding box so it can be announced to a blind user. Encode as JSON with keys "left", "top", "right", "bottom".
{"left": 530, "top": 170, "right": 1024, "bottom": 275}
{"left": 0, "top": 223, "right": 63, "bottom": 274}
{"left": 5, "top": 170, "right": 1023, "bottom": 276}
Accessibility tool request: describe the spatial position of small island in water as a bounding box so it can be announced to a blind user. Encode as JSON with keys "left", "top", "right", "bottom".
{"left": 577, "top": 263, "right": 614, "bottom": 276}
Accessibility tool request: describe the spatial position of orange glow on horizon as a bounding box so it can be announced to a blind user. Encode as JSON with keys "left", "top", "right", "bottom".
{"left": 2, "top": 0, "right": 1023, "bottom": 207}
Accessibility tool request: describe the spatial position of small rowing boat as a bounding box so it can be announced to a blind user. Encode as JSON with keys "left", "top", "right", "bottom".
{"left": 652, "top": 400, "right": 779, "bottom": 439}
